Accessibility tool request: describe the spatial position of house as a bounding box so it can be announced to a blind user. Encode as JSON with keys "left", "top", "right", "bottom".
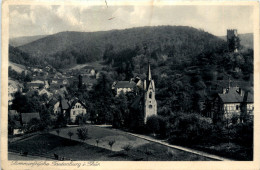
{"left": 8, "top": 80, "right": 23, "bottom": 105}
{"left": 28, "top": 80, "right": 44, "bottom": 90}
{"left": 52, "top": 98, "right": 88, "bottom": 124}
{"left": 51, "top": 79, "right": 59, "bottom": 84}
{"left": 62, "top": 79, "right": 69, "bottom": 85}
{"left": 90, "top": 69, "right": 95, "bottom": 76}
{"left": 8, "top": 110, "right": 24, "bottom": 135}
{"left": 212, "top": 87, "right": 254, "bottom": 123}
{"left": 69, "top": 99, "right": 87, "bottom": 123}
{"left": 39, "top": 88, "right": 53, "bottom": 98}
{"left": 60, "top": 99, "right": 70, "bottom": 116}
{"left": 21, "top": 112, "right": 40, "bottom": 125}
{"left": 114, "top": 81, "right": 136, "bottom": 96}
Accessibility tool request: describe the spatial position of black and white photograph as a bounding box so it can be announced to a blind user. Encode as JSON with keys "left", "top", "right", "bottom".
{"left": 2, "top": 0, "right": 259, "bottom": 169}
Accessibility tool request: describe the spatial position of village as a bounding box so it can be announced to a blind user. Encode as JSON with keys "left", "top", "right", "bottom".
{"left": 7, "top": 23, "right": 254, "bottom": 161}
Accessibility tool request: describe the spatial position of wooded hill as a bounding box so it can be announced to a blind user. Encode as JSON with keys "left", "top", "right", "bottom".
{"left": 14, "top": 26, "right": 228, "bottom": 69}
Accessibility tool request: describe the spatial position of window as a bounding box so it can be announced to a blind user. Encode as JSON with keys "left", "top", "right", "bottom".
{"left": 73, "top": 111, "right": 75, "bottom": 115}
{"left": 149, "top": 92, "right": 152, "bottom": 99}
{"left": 149, "top": 105, "right": 152, "bottom": 109}
{"left": 236, "top": 105, "right": 239, "bottom": 110}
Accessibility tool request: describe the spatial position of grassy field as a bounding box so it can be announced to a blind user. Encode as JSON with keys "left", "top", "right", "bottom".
{"left": 9, "top": 126, "right": 215, "bottom": 161}
{"left": 49, "top": 125, "right": 150, "bottom": 151}
{"left": 9, "top": 133, "right": 213, "bottom": 161}
{"left": 68, "top": 61, "right": 104, "bottom": 71}
{"left": 9, "top": 61, "right": 27, "bottom": 73}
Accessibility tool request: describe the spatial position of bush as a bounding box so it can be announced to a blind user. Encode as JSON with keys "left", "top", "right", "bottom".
{"left": 168, "top": 113, "right": 212, "bottom": 145}
{"left": 24, "top": 118, "right": 46, "bottom": 133}
{"left": 146, "top": 116, "right": 160, "bottom": 135}
{"left": 76, "top": 127, "right": 89, "bottom": 141}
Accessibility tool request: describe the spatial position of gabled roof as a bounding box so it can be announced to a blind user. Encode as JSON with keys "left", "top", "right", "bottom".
{"left": 219, "top": 88, "right": 242, "bottom": 103}
{"left": 8, "top": 110, "right": 18, "bottom": 118}
{"left": 70, "top": 99, "right": 87, "bottom": 109}
{"left": 115, "top": 81, "right": 136, "bottom": 89}
{"left": 246, "top": 93, "right": 254, "bottom": 103}
{"left": 61, "top": 99, "right": 70, "bottom": 110}
{"left": 21, "top": 112, "right": 40, "bottom": 124}
{"left": 130, "top": 95, "right": 143, "bottom": 110}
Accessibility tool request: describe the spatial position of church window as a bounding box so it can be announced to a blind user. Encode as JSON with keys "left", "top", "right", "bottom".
{"left": 149, "top": 105, "right": 152, "bottom": 109}
{"left": 149, "top": 92, "right": 152, "bottom": 98}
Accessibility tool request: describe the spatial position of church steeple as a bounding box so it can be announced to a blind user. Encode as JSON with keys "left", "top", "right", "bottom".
{"left": 148, "top": 62, "right": 152, "bottom": 81}
{"left": 143, "top": 62, "right": 157, "bottom": 123}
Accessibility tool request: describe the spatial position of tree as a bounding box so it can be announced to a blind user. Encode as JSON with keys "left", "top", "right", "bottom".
{"left": 96, "top": 139, "right": 100, "bottom": 147}
{"left": 24, "top": 118, "right": 44, "bottom": 133}
{"left": 108, "top": 140, "right": 115, "bottom": 151}
{"left": 146, "top": 116, "right": 160, "bottom": 136}
{"left": 67, "top": 131, "right": 74, "bottom": 140}
{"left": 91, "top": 73, "right": 114, "bottom": 124}
{"left": 76, "top": 127, "right": 89, "bottom": 142}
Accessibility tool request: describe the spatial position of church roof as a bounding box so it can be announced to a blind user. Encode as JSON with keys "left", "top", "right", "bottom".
{"left": 130, "top": 95, "right": 143, "bottom": 110}
{"left": 114, "top": 81, "right": 136, "bottom": 89}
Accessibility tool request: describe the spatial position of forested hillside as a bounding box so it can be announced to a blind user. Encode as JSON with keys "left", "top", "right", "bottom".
{"left": 16, "top": 26, "right": 227, "bottom": 69}
{"left": 9, "top": 45, "right": 44, "bottom": 67}
{"left": 9, "top": 35, "right": 47, "bottom": 47}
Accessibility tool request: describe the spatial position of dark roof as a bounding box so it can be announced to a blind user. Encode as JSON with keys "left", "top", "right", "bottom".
{"left": 61, "top": 99, "right": 70, "bottom": 110}
{"left": 21, "top": 112, "right": 40, "bottom": 124}
{"left": 48, "top": 97, "right": 59, "bottom": 106}
{"left": 130, "top": 95, "right": 143, "bottom": 110}
{"left": 70, "top": 99, "right": 87, "bottom": 109}
{"left": 218, "top": 87, "right": 254, "bottom": 103}
{"left": 115, "top": 81, "right": 136, "bottom": 89}
{"left": 246, "top": 93, "right": 254, "bottom": 103}
{"left": 8, "top": 110, "right": 18, "bottom": 117}
{"left": 14, "top": 120, "right": 22, "bottom": 128}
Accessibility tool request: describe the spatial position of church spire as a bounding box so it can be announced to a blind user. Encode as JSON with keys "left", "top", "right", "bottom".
{"left": 148, "top": 62, "right": 152, "bottom": 81}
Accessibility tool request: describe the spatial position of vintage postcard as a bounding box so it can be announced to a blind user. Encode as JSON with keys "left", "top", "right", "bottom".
{"left": 1, "top": 0, "right": 260, "bottom": 169}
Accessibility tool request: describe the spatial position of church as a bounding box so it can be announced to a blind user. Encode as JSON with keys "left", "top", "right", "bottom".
{"left": 125, "top": 63, "right": 157, "bottom": 125}
{"left": 143, "top": 63, "right": 157, "bottom": 123}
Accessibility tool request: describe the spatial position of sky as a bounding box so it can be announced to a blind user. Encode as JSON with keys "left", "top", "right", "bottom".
{"left": 9, "top": 4, "right": 254, "bottom": 38}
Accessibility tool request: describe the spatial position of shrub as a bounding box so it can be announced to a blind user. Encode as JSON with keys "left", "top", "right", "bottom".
{"left": 146, "top": 115, "right": 160, "bottom": 135}
{"left": 168, "top": 113, "right": 212, "bottom": 145}
{"left": 76, "top": 127, "right": 89, "bottom": 142}
{"left": 108, "top": 140, "right": 115, "bottom": 151}
{"left": 67, "top": 131, "right": 74, "bottom": 140}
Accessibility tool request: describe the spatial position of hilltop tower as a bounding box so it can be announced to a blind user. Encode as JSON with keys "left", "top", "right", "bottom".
{"left": 143, "top": 63, "right": 157, "bottom": 123}
{"left": 227, "top": 29, "right": 240, "bottom": 52}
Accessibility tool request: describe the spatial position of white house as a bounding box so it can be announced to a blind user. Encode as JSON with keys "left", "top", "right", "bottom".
{"left": 114, "top": 81, "right": 136, "bottom": 96}
{"left": 69, "top": 100, "right": 87, "bottom": 123}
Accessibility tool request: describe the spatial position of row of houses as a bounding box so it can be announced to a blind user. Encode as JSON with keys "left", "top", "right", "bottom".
{"left": 9, "top": 96, "right": 88, "bottom": 135}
